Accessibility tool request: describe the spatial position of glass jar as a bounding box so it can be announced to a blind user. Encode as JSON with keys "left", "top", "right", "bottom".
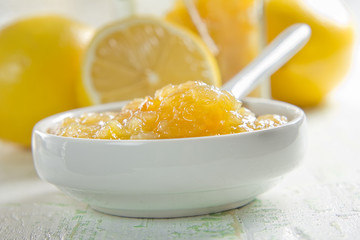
{"left": 135, "top": 0, "right": 268, "bottom": 98}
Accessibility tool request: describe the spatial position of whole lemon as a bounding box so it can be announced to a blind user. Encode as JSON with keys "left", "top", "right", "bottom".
{"left": 266, "top": 0, "right": 355, "bottom": 107}
{"left": 0, "top": 15, "right": 93, "bottom": 146}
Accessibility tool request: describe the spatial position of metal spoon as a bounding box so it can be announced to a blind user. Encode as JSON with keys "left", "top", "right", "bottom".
{"left": 222, "top": 24, "right": 311, "bottom": 99}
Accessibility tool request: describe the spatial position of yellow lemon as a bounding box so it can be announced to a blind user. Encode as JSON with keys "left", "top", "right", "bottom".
{"left": 78, "top": 16, "right": 221, "bottom": 106}
{"left": 166, "top": 0, "right": 355, "bottom": 107}
{"left": 266, "top": 0, "right": 355, "bottom": 107}
{"left": 0, "top": 15, "right": 93, "bottom": 146}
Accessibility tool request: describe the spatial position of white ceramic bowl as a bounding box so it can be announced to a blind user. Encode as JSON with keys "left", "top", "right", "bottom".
{"left": 32, "top": 98, "right": 306, "bottom": 218}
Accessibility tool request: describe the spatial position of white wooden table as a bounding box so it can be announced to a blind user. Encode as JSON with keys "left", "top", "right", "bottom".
{"left": 2, "top": 34, "right": 360, "bottom": 240}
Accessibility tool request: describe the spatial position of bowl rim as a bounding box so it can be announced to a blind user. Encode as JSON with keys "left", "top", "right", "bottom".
{"left": 32, "top": 97, "right": 305, "bottom": 144}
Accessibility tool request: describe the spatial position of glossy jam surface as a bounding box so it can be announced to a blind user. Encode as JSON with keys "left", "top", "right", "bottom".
{"left": 49, "top": 81, "right": 287, "bottom": 140}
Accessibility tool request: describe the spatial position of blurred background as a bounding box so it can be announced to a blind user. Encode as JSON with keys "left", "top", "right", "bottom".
{"left": 0, "top": 0, "right": 359, "bottom": 147}
{"left": 334, "top": 0, "right": 360, "bottom": 96}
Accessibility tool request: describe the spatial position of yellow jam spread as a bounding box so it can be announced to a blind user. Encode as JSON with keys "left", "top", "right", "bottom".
{"left": 49, "top": 81, "right": 287, "bottom": 139}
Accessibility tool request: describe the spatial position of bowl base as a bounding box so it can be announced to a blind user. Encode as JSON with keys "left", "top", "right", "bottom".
{"left": 90, "top": 197, "right": 254, "bottom": 218}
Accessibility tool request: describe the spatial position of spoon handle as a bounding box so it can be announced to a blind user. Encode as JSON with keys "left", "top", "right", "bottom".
{"left": 222, "top": 23, "right": 311, "bottom": 99}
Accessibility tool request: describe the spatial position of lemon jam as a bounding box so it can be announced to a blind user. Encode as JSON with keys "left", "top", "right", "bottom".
{"left": 49, "top": 81, "right": 287, "bottom": 139}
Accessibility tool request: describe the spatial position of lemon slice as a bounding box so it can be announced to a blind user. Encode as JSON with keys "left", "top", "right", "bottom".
{"left": 79, "top": 16, "right": 221, "bottom": 105}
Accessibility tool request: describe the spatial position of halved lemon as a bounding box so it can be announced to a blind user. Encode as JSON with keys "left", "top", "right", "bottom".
{"left": 79, "top": 16, "right": 221, "bottom": 106}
